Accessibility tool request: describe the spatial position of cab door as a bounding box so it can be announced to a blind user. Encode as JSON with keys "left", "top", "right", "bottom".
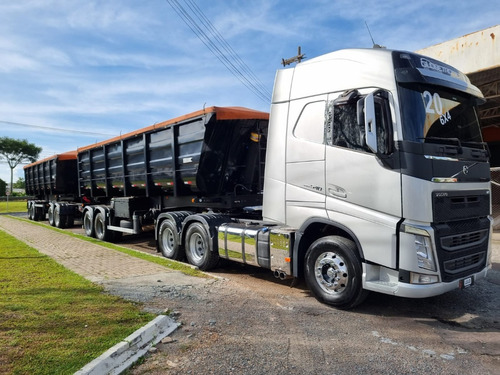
{"left": 324, "top": 90, "right": 401, "bottom": 268}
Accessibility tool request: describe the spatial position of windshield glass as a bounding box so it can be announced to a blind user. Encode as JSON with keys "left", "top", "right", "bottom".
{"left": 398, "top": 84, "right": 483, "bottom": 145}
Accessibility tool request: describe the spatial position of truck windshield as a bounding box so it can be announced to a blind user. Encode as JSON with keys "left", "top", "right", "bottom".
{"left": 398, "top": 84, "right": 483, "bottom": 146}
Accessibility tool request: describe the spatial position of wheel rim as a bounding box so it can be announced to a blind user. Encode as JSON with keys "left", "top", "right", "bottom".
{"left": 188, "top": 232, "right": 206, "bottom": 262}
{"left": 161, "top": 227, "right": 175, "bottom": 255}
{"left": 314, "top": 251, "right": 349, "bottom": 294}
{"left": 48, "top": 207, "right": 54, "bottom": 223}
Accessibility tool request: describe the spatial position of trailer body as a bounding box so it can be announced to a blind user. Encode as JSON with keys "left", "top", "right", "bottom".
{"left": 24, "top": 151, "right": 81, "bottom": 225}
{"left": 76, "top": 107, "right": 268, "bottom": 240}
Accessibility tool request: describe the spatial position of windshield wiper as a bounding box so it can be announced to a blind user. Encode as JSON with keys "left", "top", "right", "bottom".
{"left": 461, "top": 140, "right": 489, "bottom": 150}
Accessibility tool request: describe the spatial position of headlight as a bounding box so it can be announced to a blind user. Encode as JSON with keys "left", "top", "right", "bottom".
{"left": 414, "top": 235, "right": 436, "bottom": 271}
{"left": 403, "top": 224, "right": 437, "bottom": 272}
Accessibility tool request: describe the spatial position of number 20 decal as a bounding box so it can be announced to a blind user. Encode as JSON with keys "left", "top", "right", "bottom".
{"left": 423, "top": 90, "right": 451, "bottom": 125}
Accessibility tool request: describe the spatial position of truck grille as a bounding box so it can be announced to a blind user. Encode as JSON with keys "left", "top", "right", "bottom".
{"left": 433, "top": 217, "right": 490, "bottom": 282}
{"left": 443, "top": 252, "right": 486, "bottom": 274}
{"left": 440, "top": 229, "right": 489, "bottom": 251}
{"left": 432, "top": 190, "right": 490, "bottom": 223}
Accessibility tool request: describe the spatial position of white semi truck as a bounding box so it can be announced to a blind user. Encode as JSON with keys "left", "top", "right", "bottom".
{"left": 26, "top": 48, "right": 491, "bottom": 309}
{"left": 254, "top": 48, "right": 491, "bottom": 308}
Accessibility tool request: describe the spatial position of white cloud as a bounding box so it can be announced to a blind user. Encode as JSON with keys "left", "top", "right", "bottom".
{"left": 0, "top": 0, "right": 497, "bottom": 182}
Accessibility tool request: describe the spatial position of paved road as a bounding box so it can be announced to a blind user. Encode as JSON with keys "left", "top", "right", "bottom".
{"left": 1, "top": 215, "right": 499, "bottom": 374}
{"left": 0, "top": 215, "right": 212, "bottom": 296}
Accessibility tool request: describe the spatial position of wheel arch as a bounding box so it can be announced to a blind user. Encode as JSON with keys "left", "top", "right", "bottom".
{"left": 82, "top": 205, "right": 95, "bottom": 218}
{"left": 293, "top": 217, "right": 364, "bottom": 278}
{"left": 180, "top": 213, "right": 231, "bottom": 253}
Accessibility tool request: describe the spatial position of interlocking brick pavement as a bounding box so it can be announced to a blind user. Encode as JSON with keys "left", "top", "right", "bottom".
{"left": 0, "top": 215, "right": 173, "bottom": 282}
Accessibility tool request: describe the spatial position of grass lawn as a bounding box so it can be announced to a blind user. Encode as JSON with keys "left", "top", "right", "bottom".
{"left": 0, "top": 200, "right": 26, "bottom": 214}
{"left": 0, "top": 230, "right": 156, "bottom": 375}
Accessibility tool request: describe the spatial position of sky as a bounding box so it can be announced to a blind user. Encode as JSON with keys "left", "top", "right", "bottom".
{"left": 0, "top": 0, "right": 498, "bottom": 184}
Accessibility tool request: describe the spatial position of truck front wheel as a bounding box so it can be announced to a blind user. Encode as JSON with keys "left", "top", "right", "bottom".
{"left": 158, "top": 220, "right": 183, "bottom": 260}
{"left": 304, "top": 236, "right": 368, "bottom": 309}
{"left": 185, "top": 222, "right": 219, "bottom": 270}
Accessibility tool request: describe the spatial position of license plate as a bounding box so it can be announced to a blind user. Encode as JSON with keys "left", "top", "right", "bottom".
{"left": 459, "top": 276, "right": 474, "bottom": 289}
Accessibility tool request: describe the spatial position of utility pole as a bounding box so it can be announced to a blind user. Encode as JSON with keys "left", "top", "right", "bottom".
{"left": 282, "top": 46, "right": 306, "bottom": 66}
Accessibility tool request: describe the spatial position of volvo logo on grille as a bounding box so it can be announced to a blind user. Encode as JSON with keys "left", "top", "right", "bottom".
{"left": 463, "top": 165, "right": 469, "bottom": 175}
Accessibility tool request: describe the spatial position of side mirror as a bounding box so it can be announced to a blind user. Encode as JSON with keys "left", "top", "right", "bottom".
{"left": 362, "top": 93, "right": 377, "bottom": 153}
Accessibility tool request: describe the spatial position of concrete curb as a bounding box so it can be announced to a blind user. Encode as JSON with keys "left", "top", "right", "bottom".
{"left": 75, "top": 315, "right": 179, "bottom": 375}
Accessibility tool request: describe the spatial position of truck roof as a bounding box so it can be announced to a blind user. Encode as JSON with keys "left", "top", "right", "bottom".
{"left": 23, "top": 150, "right": 78, "bottom": 170}
{"left": 77, "top": 106, "right": 269, "bottom": 153}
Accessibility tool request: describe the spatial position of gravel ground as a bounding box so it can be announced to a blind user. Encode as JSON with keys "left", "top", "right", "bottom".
{"left": 122, "top": 261, "right": 500, "bottom": 375}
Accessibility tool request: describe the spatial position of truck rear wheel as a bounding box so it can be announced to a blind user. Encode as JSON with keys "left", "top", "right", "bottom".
{"left": 185, "top": 222, "right": 219, "bottom": 270}
{"left": 158, "top": 220, "right": 183, "bottom": 260}
{"left": 83, "top": 210, "right": 95, "bottom": 237}
{"left": 304, "top": 236, "right": 368, "bottom": 309}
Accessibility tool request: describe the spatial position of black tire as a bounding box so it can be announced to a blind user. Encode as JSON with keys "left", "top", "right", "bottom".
{"left": 158, "top": 220, "right": 183, "bottom": 260}
{"left": 83, "top": 210, "right": 95, "bottom": 237}
{"left": 184, "top": 222, "right": 219, "bottom": 270}
{"left": 34, "top": 206, "right": 44, "bottom": 221}
{"left": 94, "top": 211, "right": 110, "bottom": 241}
{"left": 54, "top": 205, "right": 65, "bottom": 228}
{"left": 48, "top": 205, "right": 55, "bottom": 226}
{"left": 304, "top": 236, "right": 368, "bottom": 309}
{"left": 65, "top": 215, "right": 74, "bottom": 228}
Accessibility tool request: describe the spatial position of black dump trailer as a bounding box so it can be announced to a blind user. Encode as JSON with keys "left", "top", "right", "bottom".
{"left": 78, "top": 106, "right": 270, "bottom": 249}
{"left": 24, "top": 151, "right": 82, "bottom": 227}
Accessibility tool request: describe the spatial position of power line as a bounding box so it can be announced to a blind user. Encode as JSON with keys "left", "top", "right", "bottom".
{"left": 0, "top": 120, "right": 116, "bottom": 137}
{"left": 184, "top": 0, "right": 272, "bottom": 99}
{"left": 166, "top": 0, "right": 271, "bottom": 103}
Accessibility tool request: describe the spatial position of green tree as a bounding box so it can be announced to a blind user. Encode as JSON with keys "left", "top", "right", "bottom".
{"left": 0, "top": 137, "right": 41, "bottom": 194}
{"left": 13, "top": 177, "right": 25, "bottom": 189}
{"left": 0, "top": 179, "right": 6, "bottom": 196}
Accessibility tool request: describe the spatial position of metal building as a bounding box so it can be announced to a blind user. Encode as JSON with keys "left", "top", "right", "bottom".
{"left": 417, "top": 25, "right": 500, "bottom": 226}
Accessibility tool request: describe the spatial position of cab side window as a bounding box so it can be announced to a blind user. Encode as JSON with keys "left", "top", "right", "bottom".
{"left": 326, "top": 90, "right": 392, "bottom": 154}
{"left": 293, "top": 101, "right": 326, "bottom": 144}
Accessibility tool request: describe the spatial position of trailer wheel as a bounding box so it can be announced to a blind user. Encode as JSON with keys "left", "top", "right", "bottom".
{"left": 54, "top": 205, "right": 65, "bottom": 228}
{"left": 158, "top": 220, "right": 183, "bottom": 260}
{"left": 28, "top": 203, "right": 34, "bottom": 220}
{"left": 48, "top": 205, "right": 55, "bottom": 226}
{"left": 94, "top": 212, "right": 110, "bottom": 241}
{"left": 34, "top": 206, "right": 44, "bottom": 221}
{"left": 83, "top": 210, "right": 95, "bottom": 237}
{"left": 304, "top": 236, "right": 368, "bottom": 309}
{"left": 65, "top": 215, "right": 74, "bottom": 228}
{"left": 185, "top": 222, "right": 219, "bottom": 270}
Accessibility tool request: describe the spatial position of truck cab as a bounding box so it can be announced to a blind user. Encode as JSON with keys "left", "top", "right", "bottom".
{"left": 262, "top": 48, "right": 491, "bottom": 307}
